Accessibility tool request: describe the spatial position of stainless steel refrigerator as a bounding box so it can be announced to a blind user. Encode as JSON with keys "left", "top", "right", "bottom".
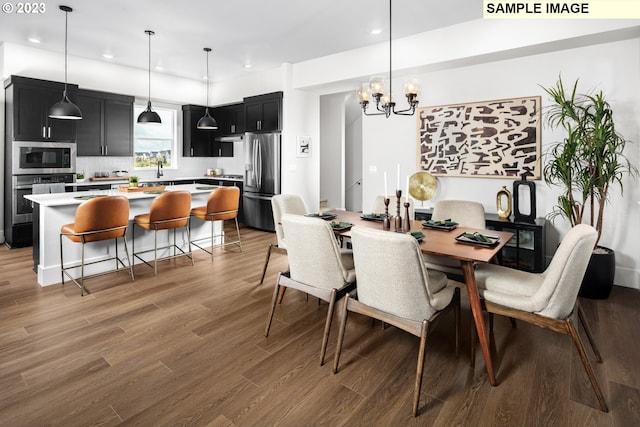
{"left": 243, "top": 132, "right": 281, "bottom": 231}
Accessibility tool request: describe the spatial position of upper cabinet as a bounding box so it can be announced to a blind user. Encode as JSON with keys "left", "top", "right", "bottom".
{"left": 244, "top": 91, "right": 282, "bottom": 132}
{"left": 183, "top": 104, "right": 214, "bottom": 157}
{"left": 221, "top": 103, "right": 245, "bottom": 135}
{"left": 5, "top": 75, "right": 78, "bottom": 142}
{"left": 75, "top": 89, "right": 134, "bottom": 156}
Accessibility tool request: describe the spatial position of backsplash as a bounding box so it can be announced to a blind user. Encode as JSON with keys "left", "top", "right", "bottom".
{"left": 76, "top": 140, "right": 245, "bottom": 180}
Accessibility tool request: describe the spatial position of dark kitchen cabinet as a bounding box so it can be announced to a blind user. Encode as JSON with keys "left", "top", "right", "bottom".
{"left": 221, "top": 103, "right": 245, "bottom": 135}
{"left": 244, "top": 91, "right": 282, "bottom": 132}
{"left": 5, "top": 75, "right": 78, "bottom": 142}
{"left": 183, "top": 105, "right": 233, "bottom": 157}
{"left": 76, "top": 89, "right": 134, "bottom": 156}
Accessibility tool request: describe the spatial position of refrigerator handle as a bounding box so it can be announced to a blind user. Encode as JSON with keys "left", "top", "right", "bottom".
{"left": 257, "top": 139, "right": 263, "bottom": 189}
{"left": 252, "top": 139, "right": 258, "bottom": 187}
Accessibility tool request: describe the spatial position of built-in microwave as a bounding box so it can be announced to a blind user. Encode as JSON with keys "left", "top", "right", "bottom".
{"left": 12, "top": 141, "right": 76, "bottom": 175}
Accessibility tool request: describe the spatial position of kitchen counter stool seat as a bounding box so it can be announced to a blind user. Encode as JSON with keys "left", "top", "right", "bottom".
{"left": 133, "top": 190, "right": 194, "bottom": 275}
{"left": 60, "top": 195, "right": 134, "bottom": 296}
{"left": 190, "top": 186, "right": 242, "bottom": 261}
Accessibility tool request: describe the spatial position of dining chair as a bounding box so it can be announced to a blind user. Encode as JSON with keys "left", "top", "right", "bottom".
{"left": 265, "top": 213, "right": 356, "bottom": 365}
{"left": 258, "top": 194, "right": 309, "bottom": 285}
{"left": 333, "top": 226, "right": 460, "bottom": 417}
{"left": 423, "top": 199, "right": 486, "bottom": 278}
{"left": 132, "top": 190, "right": 193, "bottom": 275}
{"left": 190, "top": 186, "right": 242, "bottom": 261}
{"left": 371, "top": 194, "right": 415, "bottom": 220}
{"left": 59, "top": 195, "right": 134, "bottom": 296}
{"left": 474, "top": 224, "right": 608, "bottom": 412}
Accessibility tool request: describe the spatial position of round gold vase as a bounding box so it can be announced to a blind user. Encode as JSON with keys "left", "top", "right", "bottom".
{"left": 496, "top": 186, "right": 512, "bottom": 219}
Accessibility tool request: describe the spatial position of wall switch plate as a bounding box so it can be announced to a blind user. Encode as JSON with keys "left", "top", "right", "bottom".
{"left": 369, "top": 165, "right": 377, "bottom": 173}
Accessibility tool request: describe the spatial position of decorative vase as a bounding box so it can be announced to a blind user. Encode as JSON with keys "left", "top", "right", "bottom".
{"left": 496, "top": 186, "right": 512, "bottom": 219}
{"left": 513, "top": 175, "right": 536, "bottom": 223}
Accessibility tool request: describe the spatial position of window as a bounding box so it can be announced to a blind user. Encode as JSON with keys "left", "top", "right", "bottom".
{"left": 133, "top": 104, "right": 179, "bottom": 169}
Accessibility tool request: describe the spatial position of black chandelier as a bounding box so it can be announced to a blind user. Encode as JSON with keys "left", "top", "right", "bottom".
{"left": 357, "top": 0, "right": 419, "bottom": 117}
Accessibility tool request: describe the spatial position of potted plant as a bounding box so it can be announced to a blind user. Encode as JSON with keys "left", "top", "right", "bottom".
{"left": 76, "top": 172, "right": 85, "bottom": 183}
{"left": 541, "top": 76, "right": 637, "bottom": 298}
{"left": 129, "top": 175, "right": 139, "bottom": 188}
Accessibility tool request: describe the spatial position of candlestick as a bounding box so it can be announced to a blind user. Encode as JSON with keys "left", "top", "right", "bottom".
{"left": 395, "top": 189, "right": 402, "bottom": 232}
{"left": 383, "top": 197, "right": 391, "bottom": 230}
{"left": 403, "top": 202, "right": 411, "bottom": 232}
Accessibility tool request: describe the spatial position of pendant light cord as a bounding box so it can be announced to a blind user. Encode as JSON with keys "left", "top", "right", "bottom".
{"left": 148, "top": 31, "right": 151, "bottom": 103}
{"left": 388, "top": 0, "right": 392, "bottom": 103}
{"left": 63, "top": 8, "right": 68, "bottom": 93}
{"left": 206, "top": 50, "right": 210, "bottom": 107}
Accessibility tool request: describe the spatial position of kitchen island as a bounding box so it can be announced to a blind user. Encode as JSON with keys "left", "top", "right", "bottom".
{"left": 25, "top": 183, "right": 224, "bottom": 286}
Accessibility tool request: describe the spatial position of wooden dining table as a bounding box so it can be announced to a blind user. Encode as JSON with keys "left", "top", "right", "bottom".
{"left": 330, "top": 210, "right": 514, "bottom": 386}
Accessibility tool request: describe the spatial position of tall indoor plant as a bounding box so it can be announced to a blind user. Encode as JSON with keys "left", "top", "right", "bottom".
{"left": 541, "top": 76, "right": 637, "bottom": 298}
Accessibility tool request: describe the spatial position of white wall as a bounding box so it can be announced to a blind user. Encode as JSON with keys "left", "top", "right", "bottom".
{"left": 319, "top": 93, "right": 345, "bottom": 209}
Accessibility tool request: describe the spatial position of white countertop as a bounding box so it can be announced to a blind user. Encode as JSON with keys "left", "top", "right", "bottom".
{"left": 71, "top": 175, "right": 241, "bottom": 187}
{"left": 25, "top": 183, "right": 221, "bottom": 207}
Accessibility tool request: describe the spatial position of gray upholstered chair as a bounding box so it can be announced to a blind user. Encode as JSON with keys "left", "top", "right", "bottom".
{"left": 474, "top": 224, "right": 607, "bottom": 412}
{"left": 265, "top": 213, "right": 356, "bottom": 365}
{"left": 371, "top": 194, "right": 415, "bottom": 220}
{"left": 333, "top": 226, "right": 460, "bottom": 417}
{"left": 423, "top": 199, "right": 486, "bottom": 278}
{"left": 259, "top": 194, "right": 309, "bottom": 285}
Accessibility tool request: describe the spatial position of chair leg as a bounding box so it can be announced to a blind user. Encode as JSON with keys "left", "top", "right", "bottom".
{"left": 413, "top": 320, "right": 429, "bottom": 417}
{"left": 234, "top": 217, "right": 242, "bottom": 252}
{"left": 80, "top": 241, "right": 86, "bottom": 296}
{"left": 259, "top": 244, "right": 274, "bottom": 285}
{"left": 578, "top": 302, "right": 602, "bottom": 362}
{"left": 210, "top": 219, "right": 215, "bottom": 262}
{"left": 320, "top": 288, "right": 337, "bottom": 366}
{"left": 265, "top": 275, "right": 282, "bottom": 337}
{"left": 332, "top": 294, "right": 351, "bottom": 374}
{"left": 59, "top": 234, "right": 65, "bottom": 286}
{"left": 566, "top": 317, "right": 608, "bottom": 412}
{"left": 454, "top": 288, "right": 460, "bottom": 357}
{"left": 186, "top": 221, "right": 194, "bottom": 266}
{"left": 122, "top": 235, "right": 135, "bottom": 281}
{"left": 154, "top": 229, "right": 159, "bottom": 275}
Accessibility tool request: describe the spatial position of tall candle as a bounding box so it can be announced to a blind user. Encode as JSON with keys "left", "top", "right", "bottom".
{"left": 384, "top": 172, "right": 388, "bottom": 199}
{"left": 397, "top": 164, "right": 400, "bottom": 189}
{"left": 405, "top": 175, "right": 410, "bottom": 201}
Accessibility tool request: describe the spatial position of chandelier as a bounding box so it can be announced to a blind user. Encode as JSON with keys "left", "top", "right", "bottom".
{"left": 357, "top": 0, "right": 419, "bottom": 117}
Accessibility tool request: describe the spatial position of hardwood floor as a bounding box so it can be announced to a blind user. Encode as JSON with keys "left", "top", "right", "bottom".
{"left": 1, "top": 224, "right": 639, "bottom": 426}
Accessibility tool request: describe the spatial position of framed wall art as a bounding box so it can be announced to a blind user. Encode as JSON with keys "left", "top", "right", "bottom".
{"left": 297, "top": 136, "right": 311, "bottom": 158}
{"left": 416, "top": 96, "right": 541, "bottom": 179}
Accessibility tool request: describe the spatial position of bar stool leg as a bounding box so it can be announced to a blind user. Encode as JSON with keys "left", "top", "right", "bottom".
{"left": 80, "top": 240, "right": 86, "bottom": 296}
{"left": 235, "top": 217, "right": 242, "bottom": 252}
{"left": 122, "top": 235, "right": 134, "bottom": 281}
{"left": 187, "top": 220, "right": 194, "bottom": 266}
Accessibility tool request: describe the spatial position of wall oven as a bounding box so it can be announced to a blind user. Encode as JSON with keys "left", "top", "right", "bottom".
{"left": 12, "top": 174, "right": 75, "bottom": 224}
{"left": 12, "top": 141, "right": 76, "bottom": 175}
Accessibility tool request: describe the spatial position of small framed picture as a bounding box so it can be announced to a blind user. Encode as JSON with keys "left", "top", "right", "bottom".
{"left": 297, "top": 136, "right": 311, "bottom": 158}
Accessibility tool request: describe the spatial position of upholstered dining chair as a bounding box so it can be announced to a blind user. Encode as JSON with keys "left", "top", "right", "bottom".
{"left": 190, "top": 186, "right": 242, "bottom": 261}
{"left": 265, "top": 213, "right": 356, "bottom": 365}
{"left": 258, "top": 194, "right": 309, "bottom": 285}
{"left": 371, "top": 194, "right": 415, "bottom": 220}
{"left": 333, "top": 226, "right": 460, "bottom": 417}
{"left": 132, "top": 190, "right": 194, "bottom": 275}
{"left": 59, "top": 195, "right": 134, "bottom": 296}
{"left": 473, "top": 224, "right": 607, "bottom": 412}
{"left": 423, "top": 199, "right": 486, "bottom": 278}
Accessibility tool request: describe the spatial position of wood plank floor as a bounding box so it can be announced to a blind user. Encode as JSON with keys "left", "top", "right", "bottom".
{"left": 1, "top": 224, "right": 639, "bottom": 426}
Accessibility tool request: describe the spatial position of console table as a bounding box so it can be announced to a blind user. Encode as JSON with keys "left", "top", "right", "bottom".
{"left": 415, "top": 209, "right": 546, "bottom": 273}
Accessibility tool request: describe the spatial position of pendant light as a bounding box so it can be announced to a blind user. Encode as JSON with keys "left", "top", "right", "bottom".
{"left": 197, "top": 47, "right": 218, "bottom": 130}
{"left": 357, "top": 0, "right": 419, "bottom": 117}
{"left": 137, "top": 30, "right": 161, "bottom": 124}
{"left": 49, "top": 5, "right": 82, "bottom": 120}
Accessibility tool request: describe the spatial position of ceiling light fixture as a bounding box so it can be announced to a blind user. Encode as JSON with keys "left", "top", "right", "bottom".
{"left": 137, "top": 30, "right": 161, "bottom": 124}
{"left": 28, "top": 37, "right": 41, "bottom": 44}
{"left": 357, "top": 0, "right": 419, "bottom": 118}
{"left": 197, "top": 47, "right": 218, "bottom": 130}
{"left": 48, "top": 5, "right": 82, "bottom": 120}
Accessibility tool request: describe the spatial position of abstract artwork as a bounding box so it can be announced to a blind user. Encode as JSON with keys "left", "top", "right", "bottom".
{"left": 416, "top": 96, "right": 541, "bottom": 179}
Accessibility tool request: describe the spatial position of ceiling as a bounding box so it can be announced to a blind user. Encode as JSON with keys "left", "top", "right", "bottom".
{"left": 0, "top": 0, "right": 481, "bottom": 83}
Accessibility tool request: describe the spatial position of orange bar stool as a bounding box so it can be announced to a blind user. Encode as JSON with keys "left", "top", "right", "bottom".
{"left": 59, "top": 195, "right": 134, "bottom": 296}
{"left": 132, "top": 190, "right": 194, "bottom": 275}
{"left": 190, "top": 186, "right": 242, "bottom": 261}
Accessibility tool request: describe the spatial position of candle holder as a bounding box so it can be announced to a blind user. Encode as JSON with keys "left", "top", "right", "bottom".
{"left": 383, "top": 197, "right": 391, "bottom": 230}
{"left": 395, "top": 189, "right": 402, "bottom": 232}
{"left": 403, "top": 202, "right": 411, "bottom": 232}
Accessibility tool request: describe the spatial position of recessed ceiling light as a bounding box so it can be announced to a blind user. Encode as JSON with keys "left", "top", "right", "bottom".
{"left": 371, "top": 28, "right": 382, "bottom": 35}
{"left": 243, "top": 64, "right": 253, "bottom": 69}
{"left": 202, "top": 75, "right": 208, "bottom": 80}
{"left": 155, "top": 65, "right": 164, "bottom": 71}
{"left": 102, "top": 53, "right": 114, "bottom": 60}
{"left": 28, "top": 37, "right": 41, "bottom": 44}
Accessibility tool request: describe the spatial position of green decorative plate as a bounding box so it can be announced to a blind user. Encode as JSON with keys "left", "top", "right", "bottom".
{"left": 74, "top": 194, "right": 107, "bottom": 200}
{"left": 196, "top": 186, "right": 218, "bottom": 190}
{"left": 144, "top": 190, "right": 167, "bottom": 194}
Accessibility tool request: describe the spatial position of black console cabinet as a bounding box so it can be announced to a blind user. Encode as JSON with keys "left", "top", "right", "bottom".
{"left": 415, "top": 210, "right": 546, "bottom": 273}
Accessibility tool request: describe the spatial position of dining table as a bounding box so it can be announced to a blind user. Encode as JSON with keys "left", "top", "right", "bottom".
{"left": 328, "top": 210, "right": 514, "bottom": 387}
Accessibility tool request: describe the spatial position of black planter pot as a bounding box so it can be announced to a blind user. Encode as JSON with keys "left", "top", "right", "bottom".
{"left": 579, "top": 246, "right": 615, "bottom": 299}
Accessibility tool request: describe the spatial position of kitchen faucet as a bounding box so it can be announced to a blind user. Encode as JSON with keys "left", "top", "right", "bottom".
{"left": 157, "top": 160, "right": 163, "bottom": 179}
